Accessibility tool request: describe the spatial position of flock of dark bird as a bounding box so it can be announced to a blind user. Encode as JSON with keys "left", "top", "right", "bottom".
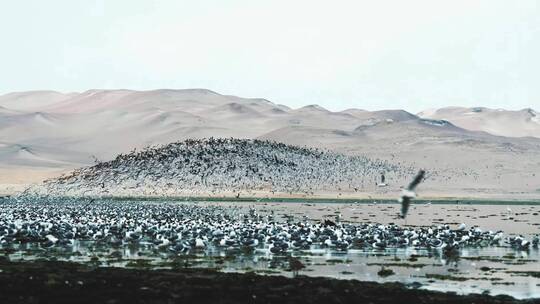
{"left": 1, "top": 198, "right": 538, "bottom": 257}
{"left": 28, "top": 138, "right": 425, "bottom": 197}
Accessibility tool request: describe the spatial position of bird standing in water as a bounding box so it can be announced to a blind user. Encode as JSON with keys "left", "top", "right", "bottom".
{"left": 399, "top": 170, "right": 425, "bottom": 219}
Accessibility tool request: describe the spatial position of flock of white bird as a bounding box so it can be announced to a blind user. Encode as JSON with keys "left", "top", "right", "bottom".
{"left": 1, "top": 198, "right": 538, "bottom": 257}
{"left": 27, "top": 138, "right": 423, "bottom": 197}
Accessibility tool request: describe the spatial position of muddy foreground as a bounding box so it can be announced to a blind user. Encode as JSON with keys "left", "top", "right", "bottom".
{"left": 0, "top": 258, "right": 537, "bottom": 304}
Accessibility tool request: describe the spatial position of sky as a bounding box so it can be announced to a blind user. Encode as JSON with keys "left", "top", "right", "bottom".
{"left": 1, "top": 0, "right": 539, "bottom": 112}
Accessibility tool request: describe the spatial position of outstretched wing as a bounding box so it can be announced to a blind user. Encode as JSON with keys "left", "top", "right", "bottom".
{"left": 400, "top": 170, "right": 426, "bottom": 218}
{"left": 407, "top": 169, "right": 425, "bottom": 191}
{"left": 400, "top": 196, "right": 411, "bottom": 218}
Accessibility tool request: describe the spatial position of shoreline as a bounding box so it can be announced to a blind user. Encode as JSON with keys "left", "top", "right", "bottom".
{"left": 0, "top": 259, "right": 535, "bottom": 304}
{"left": 5, "top": 194, "right": 540, "bottom": 205}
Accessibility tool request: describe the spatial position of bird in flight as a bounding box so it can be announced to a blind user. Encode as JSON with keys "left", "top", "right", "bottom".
{"left": 399, "top": 169, "right": 426, "bottom": 219}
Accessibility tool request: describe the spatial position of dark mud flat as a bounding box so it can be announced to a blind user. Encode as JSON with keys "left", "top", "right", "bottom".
{"left": 0, "top": 259, "right": 538, "bottom": 304}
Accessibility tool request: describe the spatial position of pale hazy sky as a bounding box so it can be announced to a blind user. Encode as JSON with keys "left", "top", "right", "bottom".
{"left": 1, "top": 0, "right": 538, "bottom": 112}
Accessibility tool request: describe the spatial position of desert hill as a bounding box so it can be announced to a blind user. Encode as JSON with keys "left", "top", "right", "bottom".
{"left": 1, "top": 89, "right": 539, "bottom": 198}
{"left": 0, "top": 90, "right": 75, "bottom": 111}
{"left": 418, "top": 107, "right": 540, "bottom": 138}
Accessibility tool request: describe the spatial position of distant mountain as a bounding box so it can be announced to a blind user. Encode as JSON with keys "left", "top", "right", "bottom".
{"left": 418, "top": 107, "right": 540, "bottom": 138}
{"left": 1, "top": 89, "right": 539, "bottom": 198}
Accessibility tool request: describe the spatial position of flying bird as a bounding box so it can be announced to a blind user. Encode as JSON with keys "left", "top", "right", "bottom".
{"left": 399, "top": 169, "right": 426, "bottom": 218}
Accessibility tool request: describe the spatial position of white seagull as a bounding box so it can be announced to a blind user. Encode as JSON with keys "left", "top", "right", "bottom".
{"left": 399, "top": 169, "right": 426, "bottom": 219}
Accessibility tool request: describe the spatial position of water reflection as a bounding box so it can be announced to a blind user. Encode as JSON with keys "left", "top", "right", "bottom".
{"left": 3, "top": 241, "right": 539, "bottom": 299}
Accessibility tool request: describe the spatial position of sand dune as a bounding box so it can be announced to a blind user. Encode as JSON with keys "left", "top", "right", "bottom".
{"left": 200, "top": 102, "right": 266, "bottom": 120}
{"left": 0, "top": 142, "right": 88, "bottom": 168}
{"left": 418, "top": 107, "right": 540, "bottom": 138}
{"left": 0, "top": 90, "right": 75, "bottom": 111}
{"left": 0, "top": 89, "right": 539, "bottom": 198}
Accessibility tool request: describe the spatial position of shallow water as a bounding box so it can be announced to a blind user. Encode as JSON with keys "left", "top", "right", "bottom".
{"left": 5, "top": 240, "right": 540, "bottom": 299}
{"left": 1, "top": 199, "right": 539, "bottom": 299}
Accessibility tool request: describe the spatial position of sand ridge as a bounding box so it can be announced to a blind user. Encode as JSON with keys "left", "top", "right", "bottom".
{"left": 0, "top": 89, "right": 539, "bottom": 198}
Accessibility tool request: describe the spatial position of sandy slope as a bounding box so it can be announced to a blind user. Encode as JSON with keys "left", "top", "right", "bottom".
{"left": 0, "top": 90, "right": 75, "bottom": 111}
{"left": 0, "top": 89, "right": 539, "bottom": 198}
{"left": 418, "top": 107, "right": 540, "bottom": 138}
